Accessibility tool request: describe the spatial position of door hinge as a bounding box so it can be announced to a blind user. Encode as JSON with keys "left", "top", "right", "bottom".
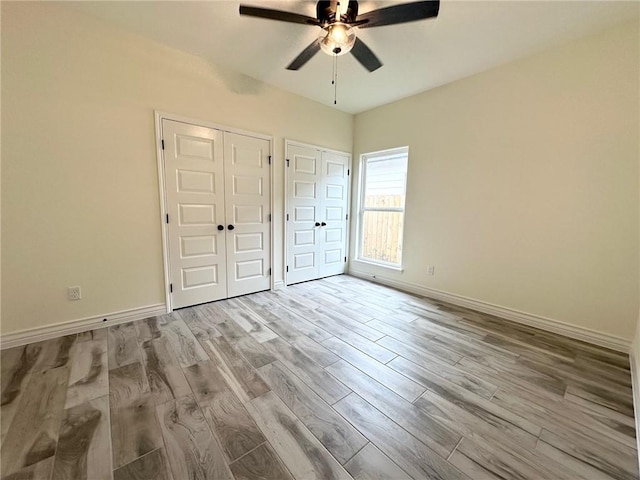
{"left": 347, "top": 169, "right": 350, "bottom": 175}
{"left": 286, "top": 213, "right": 289, "bottom": 221}
{"left": 268, "top": 268, "right": 271, "bottom": 275}
{"left": 346, "top": 214, "right": 349, "bottom": 220}
{"left": 161, "top": 139, "right": 165, "bottom": 150}
{"left": 169, "top": 283, "right": 173, "bottom": 293}
{"left": 268, "top": 214, "right": 271, "bottom": 222}
{"left": 286, "top": 266, "right": 289, "bottom": 272}
{"left": 268, "top": 155, "right": 272, "bottom": 165}
{"left": 345, "top": 257, "right": 347, "bottom": 262}
{"left": 166, "top": 214, "right": 169, "bottom": 224}
{"left": 286, "top": 159, "right": 290, "bottom": 167}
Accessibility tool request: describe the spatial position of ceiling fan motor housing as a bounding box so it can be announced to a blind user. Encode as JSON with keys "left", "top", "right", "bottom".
{"left": 316, "top": 1, "right": 359, "bottom": 25}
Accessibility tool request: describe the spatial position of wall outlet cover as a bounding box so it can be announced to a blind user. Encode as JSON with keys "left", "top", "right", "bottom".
{"left": 68, "top": 286, "right": 82, "bottom": 301}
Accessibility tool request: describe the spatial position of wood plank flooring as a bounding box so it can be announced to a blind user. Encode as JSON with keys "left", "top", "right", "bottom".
{"left": 1, "top": 275, "right": 637, "bottom": 479}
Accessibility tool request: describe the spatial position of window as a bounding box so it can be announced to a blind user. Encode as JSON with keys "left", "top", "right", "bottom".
{"left": 357, "top": 147, "right": 408, "bottom": 268}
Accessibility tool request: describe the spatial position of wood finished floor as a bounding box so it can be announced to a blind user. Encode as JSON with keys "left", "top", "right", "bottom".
{"left": 1, "top": 275, "right": 638, "bottom": 480}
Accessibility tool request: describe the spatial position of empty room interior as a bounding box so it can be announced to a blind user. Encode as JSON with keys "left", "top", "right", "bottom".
{"left": 2, "top": 1, "right": 640, "bottom": 479}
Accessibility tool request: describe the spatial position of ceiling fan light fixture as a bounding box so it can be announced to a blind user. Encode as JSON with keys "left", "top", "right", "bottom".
{"left": 319, "top": 22, "right": 356, "bottom": 56}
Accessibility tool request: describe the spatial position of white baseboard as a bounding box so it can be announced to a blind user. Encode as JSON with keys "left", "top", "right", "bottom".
{"left": 0, "top": 303, "right": 166, "bottom": 350}
{"left": 272, "top": 280, "right": 285, "bottom": 291}
{"left": 348, "top": 269, "right": 631, "bottom": 353}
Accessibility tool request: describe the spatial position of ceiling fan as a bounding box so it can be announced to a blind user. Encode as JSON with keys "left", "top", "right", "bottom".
{"left": 239, "top": 1, "right": 440, "bottom": 72}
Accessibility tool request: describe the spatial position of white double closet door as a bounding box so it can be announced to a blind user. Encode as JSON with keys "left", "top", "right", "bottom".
{"left": 286, "top": 143, "right": 350, "bottom": 285}
{"left": 162, "top": 119, "right": 271, "bottom": 309}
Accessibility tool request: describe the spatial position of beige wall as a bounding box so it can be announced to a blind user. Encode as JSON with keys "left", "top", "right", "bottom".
{"left": 1, "top": 2, "right": 352, "bottom": 335}
{"left": 351, "top": 20, "right": 639, "bottom": 340}
{"left": 632, "top": 33, "right": 640, "bottom": 446}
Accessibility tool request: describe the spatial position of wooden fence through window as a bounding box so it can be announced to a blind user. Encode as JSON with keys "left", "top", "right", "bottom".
{"left": 362, "top": 195, "right": 404, "bottom": 264}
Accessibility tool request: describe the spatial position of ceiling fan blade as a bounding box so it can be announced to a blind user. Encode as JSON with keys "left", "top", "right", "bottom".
{"left": 351, "top": 37, "right": 383, "bottom": 72}
{"left": 356, "top": 1, "right": 439, "bottom": 29}
{"left": 286, "top": 39, "right": 322, "bottom": 70}
{"left": 239, "top": 5, "right": 320, "bottom": 26}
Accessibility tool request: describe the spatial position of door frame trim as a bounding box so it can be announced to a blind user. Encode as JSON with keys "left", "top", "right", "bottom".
{"left": 154, "top": 111, "right": 274, "bottom": 312}
{"left": 284, "top": 139, "right": 352, "bottom": 287}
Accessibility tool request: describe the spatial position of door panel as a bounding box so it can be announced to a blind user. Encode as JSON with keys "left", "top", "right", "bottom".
{"left": 287, "top": 145, "right": 322, "bottom": 284}
{"left": 286, "top": 144, "right": 350, "bottom": 285}
{"left": 163, "top": 120, "right": 227, "bottom": 308}
{"left": 319, "top": 151, "right": 350, "bottom": 277}
{"left": 224, "top": 132, "right": 271, "bottom": 297}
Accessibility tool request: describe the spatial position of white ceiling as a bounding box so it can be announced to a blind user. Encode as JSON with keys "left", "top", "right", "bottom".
{"left": 66, "top": 1, "right": 639, "bottom": 114}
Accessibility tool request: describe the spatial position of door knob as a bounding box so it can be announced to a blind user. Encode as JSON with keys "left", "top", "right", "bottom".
{"left": 227, "top": 225, "right": 235, "bottom": 231}
{"left": 217, "top": 225, "right": 224, "bottom": 231}
{"left": 315, "top": 222, "right": 321, "bottom": 227}
{"left": 321, "top": 222, "right": 327, "bottom": 226}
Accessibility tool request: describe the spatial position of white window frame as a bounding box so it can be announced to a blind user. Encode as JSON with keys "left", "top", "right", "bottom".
{"left": 356, "top": 146, "right": 409, "bottom": 270}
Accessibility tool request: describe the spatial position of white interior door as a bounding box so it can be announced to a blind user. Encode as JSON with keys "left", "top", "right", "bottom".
{"left": 224, "top": 132, "right": 271, "bottom": 297}
{"left": 319, "top": 151, "right": 350, "bottom": 277}
{"left": 286, "top": 143, "right": 350, "bottom": 285}
{"left": 163, "top": 119, "right": 227, "bottom": 308}
{"left": 287, "top": 145, "right": 322, "bottom": 284}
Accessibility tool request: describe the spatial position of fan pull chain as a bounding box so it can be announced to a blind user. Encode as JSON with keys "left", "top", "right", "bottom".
{"left": 332, "top": 53, "right": 338, "bottom": 105}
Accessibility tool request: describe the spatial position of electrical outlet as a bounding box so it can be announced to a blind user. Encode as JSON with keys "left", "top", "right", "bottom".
{"left": 68, "top": 286, "right": 82, "bottom": 301}
{"left": 427, "top": 265, "right": 435, "bottom": 276}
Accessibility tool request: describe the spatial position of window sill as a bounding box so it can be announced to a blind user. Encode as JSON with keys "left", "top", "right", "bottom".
{"left": 351, "top": 259, "right": 404, "bottom": 273}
